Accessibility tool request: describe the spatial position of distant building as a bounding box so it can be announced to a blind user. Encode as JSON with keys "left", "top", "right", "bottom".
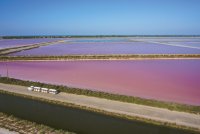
{"left": 41, "top": 88, "right": 48, "bottom": 93}
{"left": 49, "top": 89, "right": 58, "bottom": 94}
{"left": 27, "top": 86, "right": 58, "bottom": 94}
{"left": 33, "top": 87, "right": 41, "bottom": 92}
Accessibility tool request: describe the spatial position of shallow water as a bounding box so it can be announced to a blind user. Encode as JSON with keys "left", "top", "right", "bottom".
{"left": 167, "top": 42, "right": 200, "bottom": 48}
{"left": 9, "top": 42, "right": 200, "bottom": 56}
{"left": 6, "top": 37, "right": 200, "bottom": 56}
{"left": 0, "top": 38, "right": 62, "bottom": 49}
{"left": 0, "top": 60, "right": 199, "bottom": 105}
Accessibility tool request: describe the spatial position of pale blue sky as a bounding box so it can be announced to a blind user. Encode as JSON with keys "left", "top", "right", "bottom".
{"left": 0, "top": 0, "right": 200, "bottom": 35}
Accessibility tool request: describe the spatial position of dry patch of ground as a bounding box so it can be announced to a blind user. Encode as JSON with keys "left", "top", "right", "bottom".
{"left": 0, "top": 112, "right": 76, "bottom": 134}
{"left": 0, "top": 83, "right": 200, "bottom": 132}
{"left": 0, "top": 40, "right": 64, "bottom": 55}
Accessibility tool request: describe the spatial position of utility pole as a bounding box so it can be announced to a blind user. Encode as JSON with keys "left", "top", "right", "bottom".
{"left": 5, "top": 62, "right": 8, "bottom": 78}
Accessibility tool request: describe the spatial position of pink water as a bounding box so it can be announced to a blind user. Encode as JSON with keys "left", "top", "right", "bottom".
{"left": 0, "top": 60, "right": 200, "bottom": 105}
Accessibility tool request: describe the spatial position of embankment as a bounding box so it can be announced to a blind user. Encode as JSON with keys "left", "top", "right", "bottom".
{"left": 0, "top": 81, "right": 200, "bottom": 133}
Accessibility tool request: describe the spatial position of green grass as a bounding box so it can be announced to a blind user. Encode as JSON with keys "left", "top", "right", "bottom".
{"left": 0, "top": 77, "right": 200, "bottom": 114}
{"left": 1, "top": 89, "right": 200, "bottom": 133}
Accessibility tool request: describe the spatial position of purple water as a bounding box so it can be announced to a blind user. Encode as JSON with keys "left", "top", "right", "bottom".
{"left": 73, "top": 38, "right": 128, "bottom": 43}
{"left": 10, "top": 42, "right": 200, "bottom": 56}
{"left": 167, "top": 42, "right": 200, "bottom": 48}
{"left": 0, "top": 38, "right": 63, "bottom": 49}
{"left": 129, "top": 37, "right": 200, "bottom": 42}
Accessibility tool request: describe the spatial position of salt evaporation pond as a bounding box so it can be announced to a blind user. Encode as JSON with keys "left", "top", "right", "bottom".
{"left": 166, "top": 42, "right": 200, "bottom": 48}
{"left": 0, "top": 38, "right": 62, "bottom": 49}
{"left": 128, "top": 37, "right": 200, "bottom": 42}
{"left": 9, "top": 42, "right": 200, "bottom": 56}
{"left": 7, "top": 37, "right": 200, "bottom": 56}
{"left": 0, "top": 60, "right": 200, "bottom": 105}
{"left": 73, "top": 37, "right": 128, "bottom": 43}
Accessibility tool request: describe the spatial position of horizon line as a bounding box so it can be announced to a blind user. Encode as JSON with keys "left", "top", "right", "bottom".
{"left": 1, "top": 35, "right": 200, "bottom": 37}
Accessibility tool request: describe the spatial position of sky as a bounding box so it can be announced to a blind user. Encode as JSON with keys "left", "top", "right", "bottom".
{"left": 0, "top": 0, "right": 200, "bottom": 36}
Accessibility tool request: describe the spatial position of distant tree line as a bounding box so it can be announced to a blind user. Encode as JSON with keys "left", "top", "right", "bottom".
{"left": 1, "top": 35, "right": 200, "bottom": 39}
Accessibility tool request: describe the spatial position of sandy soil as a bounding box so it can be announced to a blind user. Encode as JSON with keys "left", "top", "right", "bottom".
{"left": 0, "top": 128, "right": 17, "bottom": 134}
{"left": 0, "top": 40, "right": 63, "bottom": 55}
{"left": 0, "top": 83, "right": 200, "bottom": 130}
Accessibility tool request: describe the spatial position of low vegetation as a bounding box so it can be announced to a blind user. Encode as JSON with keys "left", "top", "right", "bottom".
{"left": 2, "top": 35, "right": 200, "bottom": 39}
{"left": 0, "top": 112, "right": 76, "bottom": 134}
{"left": 0, "top": 54, "right": 200, "bottom": 60}
{"left": 1, "top": 88, "right": 200, "bottom": 133}
{"left": 0, "top": 77, "right": 200, "bottom": 114}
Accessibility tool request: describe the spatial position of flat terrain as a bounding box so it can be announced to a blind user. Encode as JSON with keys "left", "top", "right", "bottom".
{"left": 1, "top": 54, "right": 200, "bottom": 61}
{"left": 0, "top": 112, "right": 75, "bottom": 134}
{"left": 0, "top": 128, "right": 17, "bottom": 134}
{"left": 0, "top": 40, "right": 64, "bottom": 55}
{"left": 0, "top": 83, "right": 200, "bottom": 131}
{"left": 1, "top": 60, "right": 199, "bottom": 105}
{"left": 5, "top": 37, "right": 200, "bottom": 56}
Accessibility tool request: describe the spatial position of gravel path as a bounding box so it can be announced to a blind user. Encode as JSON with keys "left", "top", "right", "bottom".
{"left": 0, "top": 83, "right": 200, "bottom": 130}
{"left": 0, "top": 128, "right": 17, "bottom": 134}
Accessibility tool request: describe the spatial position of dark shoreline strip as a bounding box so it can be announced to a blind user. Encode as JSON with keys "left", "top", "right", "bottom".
{"left": 2, "top": 35, "right": 200, "bottom": 39}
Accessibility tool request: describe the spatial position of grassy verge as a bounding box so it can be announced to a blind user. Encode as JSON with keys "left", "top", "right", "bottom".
{"left": 0, "top": 112, "right": 76, "bottom": 134}
{"left": 0, "top": 77, "right": 199, "bottom": 114}
{"left": 0, "top": 54, "right": 200, "bottom": 60}
{"left": 0, "top": 90, "right": 200, "bottom": 133}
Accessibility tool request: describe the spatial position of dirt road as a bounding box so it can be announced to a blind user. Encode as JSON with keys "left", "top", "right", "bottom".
{"left": 0, "top": 83, "right": 199, "bottom": 130}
